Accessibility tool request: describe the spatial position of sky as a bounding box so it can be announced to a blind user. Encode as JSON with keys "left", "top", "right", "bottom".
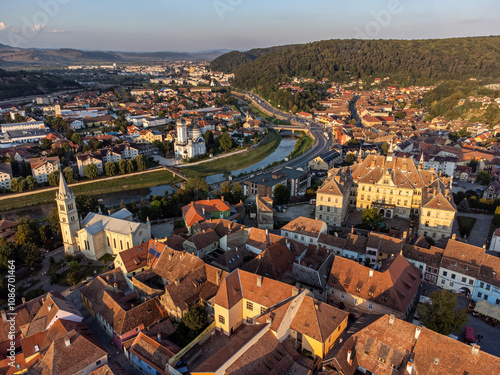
{"left": 0, "top": 0, "right": 499, "bottom": 52}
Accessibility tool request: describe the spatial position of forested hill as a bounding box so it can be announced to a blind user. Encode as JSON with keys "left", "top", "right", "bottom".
{"left": 211, "top": 37, "right": 500, "bottom": 88}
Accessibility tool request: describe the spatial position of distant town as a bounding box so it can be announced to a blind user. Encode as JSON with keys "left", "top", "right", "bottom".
{"left": 0, "top": 55, "right": 500, "bottom": 375}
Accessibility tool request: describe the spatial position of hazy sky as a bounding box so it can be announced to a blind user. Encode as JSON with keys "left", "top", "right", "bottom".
{"left": 0, "top": 0, "right": 499, "bottom": 51}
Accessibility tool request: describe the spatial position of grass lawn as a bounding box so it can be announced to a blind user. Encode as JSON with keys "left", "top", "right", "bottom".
{"left": 183, "top": 131, "right": 282, "bottom": 178}
{"left": 288, "top": 134, "right": 313, "bottom": 159}
{"left": 248, "top": 103, "right": 291, "bottom": 126}
{"left": 0, "top": 170, "right": 182, "bottom": 210}
{"left": 457, "top": 216, "right": 477, "bottom": 238}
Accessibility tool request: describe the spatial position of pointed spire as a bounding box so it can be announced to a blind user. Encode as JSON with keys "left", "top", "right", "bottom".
{"left": 388, "top": 140, "right": 394, "bottom": 155}
{"left": 418, "top": 152, "right": 424, "bottom": 170}
{"left": 357, "top": 144, "right": 363, "bottom": 162}
{"left": 57, "top": 172, "right": 73, "bottom": 200}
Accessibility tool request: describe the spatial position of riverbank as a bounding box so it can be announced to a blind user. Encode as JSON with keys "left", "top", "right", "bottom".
{"left": 0, "top": 169, "right": 181, "bottom": 211}
{"left": 248, "top": 103, "right": 291, "bottom": 126}
{"left": 183, "top": 130, "right": 282, "bottom": 178}
{"left": 288, "top": 133, "right": 314, "bottom": 160}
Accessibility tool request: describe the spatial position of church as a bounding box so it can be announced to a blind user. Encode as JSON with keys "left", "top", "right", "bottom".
{"left": 174, "top": 118, "right": 206, "bottom": 159}
{"left": 56, "top": 174, "right": 151, "bottom": 260}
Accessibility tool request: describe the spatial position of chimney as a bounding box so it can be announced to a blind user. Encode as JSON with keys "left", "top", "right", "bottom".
{"left": 483, "top": 244, "right": 486, "bottom": 249}
{"left": 406, "top": 358, "right": 414, "bottom": 374}
{"left": 347, "top": 349, "right": 352, "bottom": 365}
{"left": 175, "top": 278, "right": 179, "bottom": 286}
{"left": 202, "top": 207, "right": 205, "bottom": 216}
{"left": 256, "top": 275, "right": 262, "bottom": 287}
{"left": 169, "top": 253, "right": 173, "bottom": 260}
{"left": 64, "top": 338, "right": 71, "bottom": 347}
{"left": 388, "top": 314, "right": 395, "bottom": 325}
{"left": 285, "top": 239, "right": 290, "bottom": 249}
{"left": 351, "top": 225, "right": 354, "bottom": 234}
{"left": 452, "top": 233, "right": 456, "bottom": 240}
{"left": 21, "top": 297, "right": 26, "bottom": 304}
{"left": 472, "top": 344, "right": 480, "bottom": 355}
{"left": 414, "top": 327, "right": 421, "bottom": 340}
{"left": 1, "top": 310, "right": 6, "bottom": 322}
{"left": 216, "top": 270, "right": 222, "bottom": 286}
{"left": 48, "top": 304, "right": 53, "bottom": 311}
{"left": 157, "top": 333, "right": 161, "bottom": 343}
{"left": 402, "top": 231, "right": 408, "bottom": 242}
{"left": 314, "top": 301, "right": 319, "bottom": 310}
{"left": 221, "top": 196, "right": 224, "bottom": 202}
{"left": 292, "top": 287, "right": 299, "bottom": 296}
{"left": 113, "top": 282, "right": 118, "bottom": 292}
{"left": 369, "top": 269, "right": 374, "bottom": 278}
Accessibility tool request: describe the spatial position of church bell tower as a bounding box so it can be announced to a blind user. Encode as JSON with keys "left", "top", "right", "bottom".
{"left": 55, "top": 173, "right": 80, "bottom": 255}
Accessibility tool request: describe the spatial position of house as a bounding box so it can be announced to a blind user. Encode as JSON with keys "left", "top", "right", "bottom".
{"left": 327, "top": 255, "right": 421, "bottom": 319}
{"left": 437, "top": 239, "right": 485, "bottom": 297}
{"left": 213, "top": 269, "right": 349, "bottom": 359}
{"left": 402, "top": 243, "right": 443, "bottom": 284}
{"left": 182, "top": 198, "right": 231, "bottom": 234}
{"left": 280, "top": 216, "right": 327, "bottom": 246}
{"left": 80, "top": 268, "right": 165, "bottom": 350}
{"left": 128, "top": 332, "right": 174, "bottom": 375}
{"left": 182, "top": 228, "right": 220, "bottom": 258}
{"left": 364, "top": 232, "right": 404, "bottom": 265}
{"left": 475, "top": 254, "right": 500, "bottom": 306}
{"left": 315, "top": 168, "right": 353, "bottom": 228}
{"left": 242, "top": 242, "right": 295, "bottom": 281}
{"left": 489, "top": 227, "right": 500, "bottom": 253}
{"left": 255, "top": 194, "right": 275, "bottom": 230}
{"left": 0, "top": 163, "right": 13, "bottom": 190}
{"left": 243, "top": 167, "right": 310, "bottom": 198}
{"left": 29, "top": 156, "right": 60, "bottom": 184}
{"left": 484, "top": 180, "right": 500, "bottom": 199}
{"left": 0, "top": 219, "right": 17, "bottom": 242}
{"left": 76, "top": 152, "right": 104, "bottom": 177}
{"left": 308, "top": 150, "right": 342, "bottom": 171}
{"left": 137, "top": 129, "right": 163, "bottom": 143}
{"left": 329, "top": 314, "right": 500, "bottom": 375}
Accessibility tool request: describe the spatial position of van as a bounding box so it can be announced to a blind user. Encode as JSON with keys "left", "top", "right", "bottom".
{"left": 464, "top": 326, "right": 475, "bottom": 343}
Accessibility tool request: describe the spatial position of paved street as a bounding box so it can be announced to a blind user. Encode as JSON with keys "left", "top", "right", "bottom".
{"left": 452, "top": 212, "right": 492, "bottom": 247}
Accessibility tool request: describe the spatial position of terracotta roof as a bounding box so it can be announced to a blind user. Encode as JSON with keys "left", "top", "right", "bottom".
{"left": 329, "top": 255, "right": 421, "bottom": 314}
{"left": 29, "top": 330, "right": 107, "bottom": 375}
{"left": 241, "top": 242, "right": 294, "bottom": 280}
{"left": 440, "top": 239, "right": 485, "bottom": 277}
{"left": 281, "top": 217, "right": 326, "bottom": 238}
{"left": 182, "top": 199, "right": 231, "bottom": 227}
{"left": 129, "top": 332, "right": 175, "bottom": 373}
{"left": 290, "top": 296, "right": 348, "bottom": 342}
{"left": 29, "top": 156, "right": 60, "bottom": 170}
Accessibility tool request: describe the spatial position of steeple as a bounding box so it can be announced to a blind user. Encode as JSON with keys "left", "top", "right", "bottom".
{"left": 418, "top": 152, "right": 424, "bottom": 170}
{"left": 386, "top": 140, "right": 394, "bottom": 162}
{"left": 357, "top": 144, "right": 363, "bottom": 162}
{"left": 57, "top": 173, "right": 74, "bottom": 200}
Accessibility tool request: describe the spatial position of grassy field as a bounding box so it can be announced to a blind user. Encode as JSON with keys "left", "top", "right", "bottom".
{"left": 249, "top": 103, "right": 291, "bottom": 126}
{"left": 183, "top": 131, "right": 282, "bottom": 178}
{"left": 288, "top": 134, "right": 313, "bottom": 159}
{"left": 0, "top": 170, "right": 181, "bottom": 210}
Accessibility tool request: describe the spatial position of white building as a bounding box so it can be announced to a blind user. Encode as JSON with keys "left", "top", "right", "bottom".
{"left": 174, "top": 118, "right": 206, "bottom": 159}
{"left": 280, "top": 216, "right": 327, "bottom": 246}
{"left": 489, "top": 228, "right": 500, "bottom": 253}
{"left": 29, "top": 156, "right": 60, "bottom": 184}
{"left": 0, "top": 121, "right": 45, "bottom": 133}
{"left": 0, "top": 163, "right": 13, "bottom": 190}
{"left": 56, "top": 174, "right": 151, "bottom": 260}
{"left": 76, "top": 153, "right": 103, "bottom": 177}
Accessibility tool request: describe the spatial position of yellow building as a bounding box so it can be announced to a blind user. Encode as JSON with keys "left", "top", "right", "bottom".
{"left": 213, "top": 269, "right": 348, "bottom": 359}
{"left": 138, "top": 129, "right": 163, "bottom": 143}
{"left": 316, "top": 144, "right": 456, "bottom": 240}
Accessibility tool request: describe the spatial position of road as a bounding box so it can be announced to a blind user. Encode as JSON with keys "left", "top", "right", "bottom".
{"left": 239, "top": 90, "right": 331, "bottom": 169}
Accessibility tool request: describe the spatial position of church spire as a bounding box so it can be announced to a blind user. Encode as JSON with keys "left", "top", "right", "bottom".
{"left": 57, "top": 172, "right": 73, "bottom": 200}
{"left": 418, "top": 152, "right": 424, "bottom": 170}
{"left": 357, "top": 144, "right": 363, "bottom": 162}
{"left": 386, "top": 140, "right": 394, "bottom": 162}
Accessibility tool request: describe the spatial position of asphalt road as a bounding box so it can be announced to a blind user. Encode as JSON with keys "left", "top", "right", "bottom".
{"left": 240, "top": 91, "right": 331, "bottom": 169}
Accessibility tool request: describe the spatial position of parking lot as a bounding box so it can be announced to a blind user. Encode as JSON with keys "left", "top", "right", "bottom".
{"left": 275, "top": 202, "right": 315, "bottom": 221}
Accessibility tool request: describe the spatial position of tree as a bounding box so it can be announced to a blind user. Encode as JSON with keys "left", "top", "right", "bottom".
{"left": 345, "top": 153, "right": 356, "bottom": 164}
{"left": 220, "top": 181, "right": 232, "bottom": 196}
{"left": 233, "top": 182, "right": 244, "bottom": 203}
{"left": 381, "top": 142, "right": 390, "bottom": 155}
{"left": 362, "top": 208, "right": 384, "bottom": 229}
{"left": 468, "top": 159, "right": 479, "bottom": 173}
{"left": 0, "top": 239, "right": 14, "bottom": 270}
{"left": 47, "top": 171, "right": 60, "bottom": 186}
{"left": 416, "top": 290, "right": 468, "bottom": 335}
{"left": 182, "top": 304, "right": 207, "bottom": 331}
{"left": 25, "top": 176, "right": 37, "bottom": 191}
{"left": 219, "top": 131, "right": 233, "bottom": 152}
{"left": 185, "top": 177, "right": 210, "bottom": 201}
{"left": 118, "top": 159, "right": 127, "bottom": 174}
{"left": 16, "top": 219, "right": 39, "bottom": 247}
{"left": 126, "top": 159, "right": 135, "bottom": 174}
{"left": 203, "top": 130, "right": 214, "bottom": 146}
{"left": 273, "top": 184, "right": 291, "bottom": 205}
{"left": 75, "top": 195, "right": 99, "bottom": 218}
{"left": 63, "top": 167, "right": 75, "bottom": 183}
{"left": 48, "top": 208, "right": 61, "bottom": 238}
{"left": 67, "top": 270, "right": 81, "bottom": 286}
{"left": 71, "top": 133, "right": 83, "bottom": 145}
{"left": 40, "top": 138, "right": 52, "bottom": 150}
{"left": 84, "top": 163, "right": 99, "bottom": 179}
{"left": 135, "top": 155, "right": 146, "bottom": 171}
{"left": 105, "top": 161, "right": 117, "bottom": 177}
{"left": 23, "top": 243, "right": 42, "bottom": 268}
{"left": 476, "top": 171, "right": 492, "bottom": 185}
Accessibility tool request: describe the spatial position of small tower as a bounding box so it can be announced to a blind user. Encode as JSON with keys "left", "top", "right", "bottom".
{"left": 357, "top": 144, "right": 363, "bottom": 162}
{"left": 176, "top": 118, "right": 188, "bottom": 144}
{"left": 418, "top": 152, "right": 424, "bottom": 170}
{"left": 55, "top": 173, "right": 80, "bottom": 255}
{"left": 386, "top": 140, "right": 394, "bottom": 162}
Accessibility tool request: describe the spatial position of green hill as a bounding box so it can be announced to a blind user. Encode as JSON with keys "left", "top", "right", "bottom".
{"left": 211, "top": 36, "right": 500, "bottom": 113}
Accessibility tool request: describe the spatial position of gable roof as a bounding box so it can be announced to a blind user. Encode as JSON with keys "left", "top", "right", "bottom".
{"left": 129, "top": 332, "right": 174, "bottom": 373}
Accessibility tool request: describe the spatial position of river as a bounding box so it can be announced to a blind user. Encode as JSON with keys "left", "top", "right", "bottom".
{"left": 1, "top": 137, "right": 296, "bottom": 220}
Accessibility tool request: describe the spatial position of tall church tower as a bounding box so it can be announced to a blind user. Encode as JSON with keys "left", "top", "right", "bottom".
{"left": 176, "top": 118, "right": 188, "bottom": 144}
{"left": 55, "top": 174, "right": 80, "bottom": 255}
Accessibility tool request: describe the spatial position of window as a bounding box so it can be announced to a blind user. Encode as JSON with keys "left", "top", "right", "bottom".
{"left": 261, "top": 307, "right": 266, "bottom": 314}
{"left": 59, "top": 204, "right": 65, "bottom": 212}
{"left": 486, "top": 284, "right": 491, "bottom": 291}
{"left": 136, "top": 327, "right": 139, "bottom": 332}
{"left": 462, "top": 277, "right": 466, "bottom": 283}
{"left": 120, "top": 240, "right": 123, "bottom": 250}
{"left": 34, "top": 345, "right": 39, "bottom": 352}
{"left": 441, "top": 279, "right": 445, "bottom": 284}
{"left": 107, "top": 237, "right": 110, "bottom": 247}
{"left": 449, "top": 282, "right": 454, "bottom": 287}
{"left": 480, "top": 282, "right": 485, "bottom": 288}
{"left": 496, "top": 299, "right": 500, "bottom": 305}
{"left": 469, "top": 279, "right": 474, "bottom": 285}
{"left": 246, "top": 301, "right": 253, "bottom": 311}
{"left": 483, "top": 295, "right": 488, "bottom": 301}
{"left": 368, "top": 303, "right": 373, "bottom": 310}
{"left": 478, "top": 292, "right": 482, "bottom": 298}
{"left": 218, "top": 315, "right": 225, "bottom": 324}
{"left": 451, "top": 274, "right": 456, "bottom": 280}
{"left": 442, "top": 271, "right": 447, "bottom": 277}
{"left": 113, "top": 238, "right": 116, "bottom": 248}
{"left": 340, "top": 293, "right": 345, "bottom": 300}
{"left": 96, "top": 360, "right": 101, "bottom": 366}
